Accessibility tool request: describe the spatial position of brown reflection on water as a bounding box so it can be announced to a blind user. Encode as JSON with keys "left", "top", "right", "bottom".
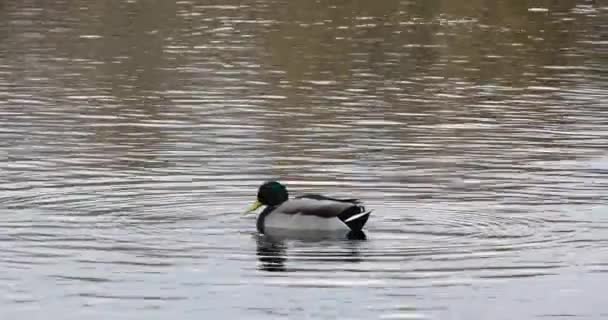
{"left": 235, "top": 0, "right": 605, "bottom": 187}
{"left": 255, "top": 0, "right": 600, "bottom": 86}
{"left": 1, "top": 1, "right": 184, "bottom": 170}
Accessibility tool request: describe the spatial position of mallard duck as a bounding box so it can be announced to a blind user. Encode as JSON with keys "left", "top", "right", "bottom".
{"left": 245, "top": 181, "right": 371, "bottom": 235}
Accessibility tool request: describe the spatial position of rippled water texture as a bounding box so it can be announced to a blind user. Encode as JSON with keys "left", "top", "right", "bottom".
{"left": 1, "top": 0, "right": 607, "bottom": 319}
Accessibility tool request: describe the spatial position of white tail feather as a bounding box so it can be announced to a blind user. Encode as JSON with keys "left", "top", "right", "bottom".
{"left": 345, "top": 210, "right": 371, "bottom": 223}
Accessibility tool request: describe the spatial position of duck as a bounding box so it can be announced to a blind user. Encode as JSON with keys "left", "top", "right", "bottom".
{"left": 245, "top": 181, "right": 371, "bottom": 236}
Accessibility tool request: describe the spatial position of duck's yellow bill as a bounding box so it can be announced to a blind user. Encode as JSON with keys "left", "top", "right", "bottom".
{"left": 245, "top": 200, "right": 262, "bottom": 214}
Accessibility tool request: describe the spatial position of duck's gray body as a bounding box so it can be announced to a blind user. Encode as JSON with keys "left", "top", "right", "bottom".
{"left": 257, "top": 194, "right": 371, "bottom": 234}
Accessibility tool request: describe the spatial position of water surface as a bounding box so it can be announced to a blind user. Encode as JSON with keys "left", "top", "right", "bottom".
{"left": 1, "top": 0, "right": 607, "bottom": 319}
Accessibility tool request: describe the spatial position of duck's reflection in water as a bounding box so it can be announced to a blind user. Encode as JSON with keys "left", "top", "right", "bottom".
{"left": 256, "top": 235, "right": 288, "bottom": 272}
{"left": 347, "top": 230, "right": 366, "bottom": 241}
{"left": 255, "top": 230, "right": 367, "bottom": 272}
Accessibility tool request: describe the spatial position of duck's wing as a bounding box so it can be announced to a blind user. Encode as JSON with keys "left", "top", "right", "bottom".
{"left": 274, "top": 194, "right": 360, "bottom": 218}
{"left": 274, "top": 194, "right": 372, "bottom": 231}
{"left": 296, "top": 194, "right": 361, "bottom": 204}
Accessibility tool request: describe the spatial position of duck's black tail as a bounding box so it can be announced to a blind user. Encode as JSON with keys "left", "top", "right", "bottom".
{"left": 338, "top": 205, "right": 372, "bottom": 231}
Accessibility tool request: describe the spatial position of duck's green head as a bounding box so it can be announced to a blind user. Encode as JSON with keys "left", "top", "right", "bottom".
{"left": 246, "top": 181, "right": 289, "bottom": 213}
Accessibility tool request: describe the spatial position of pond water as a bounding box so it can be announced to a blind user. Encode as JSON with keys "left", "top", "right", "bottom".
{"left": 1, "top": 0, "right": 607, "bottom": 319}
